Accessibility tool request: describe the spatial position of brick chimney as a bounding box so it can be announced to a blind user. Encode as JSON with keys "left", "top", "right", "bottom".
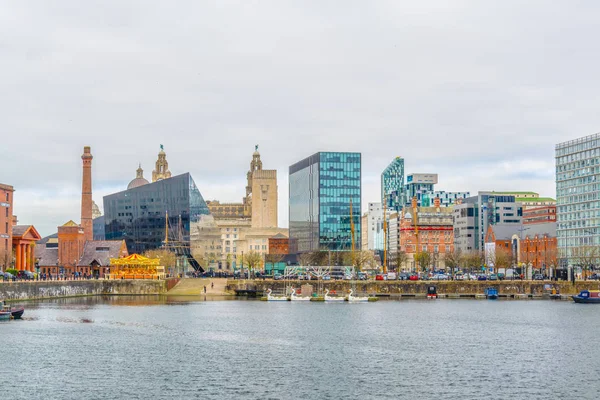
{"left": 81, "top": 146, "right": 93, "bottom": 242}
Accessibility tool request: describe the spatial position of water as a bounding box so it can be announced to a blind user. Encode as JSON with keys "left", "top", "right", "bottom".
{"left": 1, "top": 296, "right": 598, "bottom": 400}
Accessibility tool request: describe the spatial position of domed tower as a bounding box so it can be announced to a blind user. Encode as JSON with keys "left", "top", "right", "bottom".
{"left": 128, "top": 164, "right": 150, "bottom": 190}
{"left": 152, "top": 144, "right": 172, "bottom": 182}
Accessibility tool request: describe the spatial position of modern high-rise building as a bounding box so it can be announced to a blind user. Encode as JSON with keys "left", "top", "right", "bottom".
{"left": 365, "top": 202, "right": 385, "bottom": 250}
{"left": 406, "top": 173, "right": 438, "bottom": 207}
{"left": 556, "top": 133, "right": 600, "bottom": 267}
{"left": 453, "top": 192, "right": 523, "bottom": 252}
{"left": 104, "top": 173, "right": 211, "bottom": 270}
{"left": 381, "top": 157, "right": 405, "bottom": 212}
{"left": 289, "top": 152, "right": 361, "bottom": 253}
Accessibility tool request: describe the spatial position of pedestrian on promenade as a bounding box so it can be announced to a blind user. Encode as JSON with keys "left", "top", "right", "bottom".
{"left": 203, "top": 285, "right": 207, "bottom": 293}
{"left": 211, "top": 282, "right": 214, "bottom": 289}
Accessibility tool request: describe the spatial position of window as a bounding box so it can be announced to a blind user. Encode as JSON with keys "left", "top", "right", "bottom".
{"left": 226, "top": 234, "right": 230, "bottom": 238}
{"left": 5, "top": 222, "right": 7, "bottom": 233}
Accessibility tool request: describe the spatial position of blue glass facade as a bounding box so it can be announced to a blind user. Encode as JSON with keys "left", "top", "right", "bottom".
{"left": 289, "top": 152, "right": 361, "bottom": 253}
{"left": 381, "top": 157, "right": 405, "bottom": 212}
{"left": 103, "top": 173, "right": 210, "bottom": 269}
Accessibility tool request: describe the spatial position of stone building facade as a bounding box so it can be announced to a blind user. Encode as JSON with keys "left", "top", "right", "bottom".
{"left": 399, "top": 197, "right": 454, "bottom": 271}
{"left": 152, "top": 145, "right": 172, "bottom": 182}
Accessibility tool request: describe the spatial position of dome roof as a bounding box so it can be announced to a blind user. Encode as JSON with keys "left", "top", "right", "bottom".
{"left": 128, "top": 164, "right": 149, "bottom": 189}
{"left": 128, "top": 177, "right": 149, "bottom": 190}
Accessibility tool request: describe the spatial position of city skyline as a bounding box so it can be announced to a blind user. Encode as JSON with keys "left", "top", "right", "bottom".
{"left": 5, "top": 1, "right": 597, "bottom": 235}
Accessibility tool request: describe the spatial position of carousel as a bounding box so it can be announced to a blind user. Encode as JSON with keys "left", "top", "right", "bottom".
{"left": 107, "top": 254, "right": 166, "bottom": 280}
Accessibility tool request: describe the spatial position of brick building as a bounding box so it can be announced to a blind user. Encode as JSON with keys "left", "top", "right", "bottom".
{"left": 268, "top": 233, "right": 289, "bottom": 254}
{"left": 523, "top": 205, "right": 556, "bottom": 225}
{"left": 0, "top": 183, "right": 14, "bottom": 270}
{"left": 485, "top": 223, "right": 557, "bottom": 275}
{"left": 399, "top": 197, "right": 454, "bottom": 271}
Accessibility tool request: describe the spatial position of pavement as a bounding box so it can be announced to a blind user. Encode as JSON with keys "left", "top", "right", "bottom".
{"left": 166, "top": 277, "right": 229, "bottom": 296}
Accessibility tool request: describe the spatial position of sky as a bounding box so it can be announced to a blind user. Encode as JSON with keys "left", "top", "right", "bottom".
{"left": 2, "top": 1, "right": 599, "bottom": 237}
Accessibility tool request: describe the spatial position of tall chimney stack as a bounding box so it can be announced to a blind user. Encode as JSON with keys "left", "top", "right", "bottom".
{"left": 81, "top": 146, "right": 93, "bottom": 242}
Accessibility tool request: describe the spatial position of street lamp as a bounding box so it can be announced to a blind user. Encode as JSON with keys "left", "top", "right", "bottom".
{"left": 517, "top": 226, "right": 530, "bottom": 279}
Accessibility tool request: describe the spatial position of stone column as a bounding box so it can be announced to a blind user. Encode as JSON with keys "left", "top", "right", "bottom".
{"left": 26, "top": 244, "right": 32, "bottom": 272}
{"left": 21, "top": 244, "right": 26, "bottom": 270}
{"left": 16, "top": 243, "right": 21, "bottom": 270}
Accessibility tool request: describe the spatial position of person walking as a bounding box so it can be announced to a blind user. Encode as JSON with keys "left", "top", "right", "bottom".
{"left": 211, "top": 281, "right": 214, "bottom": 289}
{"left": 203, "top": 285, "right": 207, "bottom": 293}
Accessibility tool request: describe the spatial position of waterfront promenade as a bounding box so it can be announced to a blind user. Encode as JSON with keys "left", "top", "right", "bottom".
{"left": 2, "top": 276, "right": 598, "bottom": 301}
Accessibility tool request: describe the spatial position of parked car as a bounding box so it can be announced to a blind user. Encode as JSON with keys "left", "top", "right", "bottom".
{"left": 489, "top": 274, "right": 498, "bottom": 281}
{"left": 387, "top": 272, "right": 397, "bottom": 280}
{"left": 533, "top": 274, "right": 545, "bottom": 281}
{"left": 398, "top": 273, "right": 410, "bottom": 281}
{"left": 434, "top": 273, "right": 449, "bottom": 280}
{"left": 589, "top": 273, "right": 600, "bottom": 280}
{"left": 375, "top": 274, "right": 387, "bottom": 281}
{"left": 357, "top": 272, "right": 368, "bottom": 281}
{"left": 497, "top": 273, "right": 505, "bottom": 280}
{"left": 454, "top": 274, "right": 465, "bottom": 281}
{"left": 409, "top": 274, "right": 419, "bottom": 281}
{"left": 477, "top": 275, "right": 488, "bottom": 281}
{"left": 273, "top": 273, "right": 283, "bottom": 280}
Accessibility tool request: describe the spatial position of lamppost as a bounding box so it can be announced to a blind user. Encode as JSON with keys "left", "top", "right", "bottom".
{"left": 241, "top": 251, "right": 244, "bottom": 280}
{"left": 517, "top": 226, "right": 530, "bottom": 279}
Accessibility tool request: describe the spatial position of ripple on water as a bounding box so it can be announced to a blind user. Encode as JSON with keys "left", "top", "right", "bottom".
{"left": 0, "top": 298, "right": 598, "bottom": 400}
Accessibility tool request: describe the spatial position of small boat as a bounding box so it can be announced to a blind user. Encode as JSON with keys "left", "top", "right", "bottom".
{"left": 290, "top": 288, "right": 310, "bottom": 301}
{"left": 485, "top": 287, "right": 499, "bottom": 300}
{"left": 265, "top": 289, "right": 288, "bottom": 302}
{"left": 572, "top": 290, "right": 600, "bottom": 304}
{"left": 347, "top": 289, "right": 368, "bottom": 303}
{"left": 0, "top": 311, "right": 10, "bottom": 321}
{"left": 0, "top": 300, "right": 24, "bottom": 319}
{"left": 324, "top": 289, "right": 345, "bottom": 302}
{"left": 427, "top": 286, "right": 437, "bottom": 299}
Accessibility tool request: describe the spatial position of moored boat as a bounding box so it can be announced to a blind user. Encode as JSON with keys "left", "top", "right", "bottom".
{"left": 265, "top": 289, "right": 289, "bottom": 301}
{"left": 0, "top": 311, "right": 10, "bottom": 321}
{"left": 572, "top": 290, "right": 600, "bottom": 304}
{"left": 427, "top": 286, "right": 437, "bottom": 299}
{"left": 485, "top": 287, "right": 499, "bottom": 300}
{"left": 290, "top": 288, "right": 310, "bottom": 301}
{"left": 347, "top": 289, "right": 368, "bottom": 303}
{"left": 0, "top": 300, "right": 24, "bottom": 319}
{"left": 324, "top": 289, "right": 345, "bottom": 302}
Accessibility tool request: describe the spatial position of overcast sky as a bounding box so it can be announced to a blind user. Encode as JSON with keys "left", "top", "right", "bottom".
{"left": 2, "top": 1, "right": 598, "bottom": 236}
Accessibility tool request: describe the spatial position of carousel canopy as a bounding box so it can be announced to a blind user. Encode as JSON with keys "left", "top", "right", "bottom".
{"left": 110, "top": 253, "right": 160, "bottom": 266}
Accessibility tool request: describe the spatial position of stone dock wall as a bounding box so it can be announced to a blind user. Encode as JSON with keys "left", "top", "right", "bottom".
{"left": 227, "top": 279, "right": 600, "bottom": 296}
{"left": 0, "top": 280, "right": 168, "bottom": 302}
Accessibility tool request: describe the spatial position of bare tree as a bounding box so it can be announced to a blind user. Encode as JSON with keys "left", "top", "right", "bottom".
{"left": 443, "top": 249, "right": 463, "bottom": 276}
{"left": 492, "top": 247, "right": 511, "bottom": 273}
{"left": 414, "top": 251, "right": 432, "bottom": 272}
{"left": 143, "top": 249, "right": 177, "bottom": 268}
{"left": 395, "top": 251, "right": 409, "bottom": 272}
{"left": 244, "top": 251, "right": 263, "bottom": 273}
{"left": 572, "top": 245, "right": 599, "bottom": 280}
{"left": 265, "top": 253, "right": 284, "bottom": 265}
{"left": 342, "top": 250, "right": 376, "bottom": 271}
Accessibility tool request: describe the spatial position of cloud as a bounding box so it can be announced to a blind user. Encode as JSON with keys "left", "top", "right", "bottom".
{"left": 1, "top": 1, "right": 593, "bottom": 236}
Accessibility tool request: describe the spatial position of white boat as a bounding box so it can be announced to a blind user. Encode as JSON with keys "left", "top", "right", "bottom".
{"left": 347, "top": 289, "right": 369, "bottom": 303}
{"left": 266, "top": 289, "right": 288, "bottom": 302}
{"left": 290, "top": 288, "right": 310, "bottom": 301}
{"left": 324, "top": 289, "right": 345, "bottom": 302}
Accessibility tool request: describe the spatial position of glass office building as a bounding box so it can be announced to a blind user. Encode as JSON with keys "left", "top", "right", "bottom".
{"left": 104, "top": 173, "right": 211, "bottom": 269}
{"left": 556, "top": 133, "right": 600, "bottom": 266}
{"left": 381, "top": 157, "right": 405, "bottom": 212}
{"left": 289, "top": 152, "right": 361, "bottom": 253}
